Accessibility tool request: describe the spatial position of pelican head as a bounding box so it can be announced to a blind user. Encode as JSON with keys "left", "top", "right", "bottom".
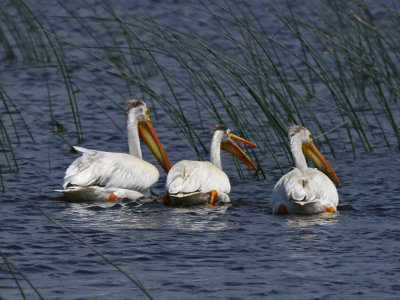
{"left": 211, "top": 124, "right": 256, "bottom": 169}
{"left": 125, "top": 100, "right": 171, "bottom": 172}
{"left": 289, "top": 125, "right": 339, "bottom": 186}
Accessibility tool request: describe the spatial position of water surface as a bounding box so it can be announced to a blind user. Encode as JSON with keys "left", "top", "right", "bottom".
{"left": 1, "top": 1, "right": 400, "bottom": 299}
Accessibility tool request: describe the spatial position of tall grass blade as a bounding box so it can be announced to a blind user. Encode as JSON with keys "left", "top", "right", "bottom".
{"left": 25, "top": 199, "right": 153, "bottom": 299}
{"left": 1, "top": 251, "right": 27, "bottom": 300}
{"left": 0, "top": 251, "right": 45, "bottom": 300}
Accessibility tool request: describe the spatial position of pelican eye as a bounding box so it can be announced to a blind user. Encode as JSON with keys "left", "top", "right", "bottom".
{"left": 227, "top": 129, "right": 231, "bottom": 137}
{"left": 308, "top": 132, "right": 312, "bottom": 142}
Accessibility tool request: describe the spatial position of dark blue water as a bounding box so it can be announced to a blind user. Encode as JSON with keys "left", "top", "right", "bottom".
{"left": 1, "top": 1, "right": 400, "bottom": 299}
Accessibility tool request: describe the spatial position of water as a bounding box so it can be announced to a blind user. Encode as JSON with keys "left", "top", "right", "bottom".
{"left": 1, "top": 1, "right": 400, "bottom": 299}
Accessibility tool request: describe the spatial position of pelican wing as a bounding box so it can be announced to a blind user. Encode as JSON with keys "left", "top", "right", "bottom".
{"left": 302, "top": 168, "right": 339, "bottom": 205}
{"left": 63, "top": 146, "right": 159, "bottom": 192}
{"left": 272, "top": 169, "right": 307, "bottom": 202}
{"left": 272, "top": 168, "right": 339, "bottom": 213}
{"left": 166, "top": 160, "right": 230, "bottom": 194}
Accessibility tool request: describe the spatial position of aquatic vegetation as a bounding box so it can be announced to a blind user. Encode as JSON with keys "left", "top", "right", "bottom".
{"left": 28, "top": 199, "right": 154, "bottom": 299}
{"left": 1, "top": 0, "right": 399, "bottom": 189}
{"left": 1, "top": 0, "right": 400, "bottom": 298}
{"left": 1, "top": 250, "right": 45, "bottom": 300}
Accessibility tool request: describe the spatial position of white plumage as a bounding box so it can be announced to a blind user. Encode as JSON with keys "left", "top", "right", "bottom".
{"left": 271, "top": 125, "right": 340, "bottom": 215}
{"left": 63, "top": 146, "right": 159, "bottom": 192}
{"left": 166, "top": 160, "right": 230, "bottom": 195}
{"left": 55, "top": 186, "right": 146, "bottom": 203}
{"left": 272, "top": 168, "right": 338, "bottom": 215}
{"left": 165, "top": 125, "right": 256, "bottom": 206}
{"left": 56, "top": 100, "right": 171, "bottom": 202}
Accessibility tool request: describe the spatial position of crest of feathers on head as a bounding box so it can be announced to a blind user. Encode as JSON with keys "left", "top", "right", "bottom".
{"left": 288, "top": 125, "right": 306, "bottom": 140}
{"left": 124, "top": 99, "right": 145, "bottom": 118}
{"left": 210, "top": 124, "right": 228, "bottom": 136}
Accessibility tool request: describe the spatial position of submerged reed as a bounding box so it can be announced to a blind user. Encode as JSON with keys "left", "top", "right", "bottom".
{"left": 25, "top": 199, "right": 153, "bottom": 299}
{"left": 1, "top": 251, "right": 45, "bottom": 300}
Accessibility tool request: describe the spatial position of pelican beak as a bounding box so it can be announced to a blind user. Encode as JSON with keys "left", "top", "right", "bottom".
{"left": 221, "top": 133, "right": 256, "bottom": 169}
{"left": 302, "top": 141, "right": 340, "bottom": 186}
{"left": 138, "top": 109, "right": 171, "bottom": 172}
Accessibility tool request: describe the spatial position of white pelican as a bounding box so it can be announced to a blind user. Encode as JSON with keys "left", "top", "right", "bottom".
{"left": 165, "top": 124, "right": 256, "bottom": 206}
{"left": 271, "top": 125, "right": 340, "bottom": 215}
{"left": 56, "top": 100, "right": 171, "bottom": 202}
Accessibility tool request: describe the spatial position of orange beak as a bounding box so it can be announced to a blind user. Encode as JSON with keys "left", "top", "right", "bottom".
{"left": 138, "top": 111, "right": 171, "bottom": 172}
{"left": 221, "top": 133, "right": 256, "bottom": 169}
{"left": 302, "top": 141, "right": 340, "bottom": 186}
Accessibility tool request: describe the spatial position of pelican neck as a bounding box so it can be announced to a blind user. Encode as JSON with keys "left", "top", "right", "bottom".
{"left": 210, "top": 134, "right": 222, "bottom": 169}
{"left": 127, "top": 119, "right": 142, "bottom": 159}
{"left": 291, "top": 137, "right": 308, "bottom": 172}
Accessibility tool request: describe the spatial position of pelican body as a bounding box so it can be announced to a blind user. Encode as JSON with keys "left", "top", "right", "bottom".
{"left": 165, "top": 125, "right": 256, "bottom": 206}
{"left": 271, "top": 125, "right": 340, "bottom": 215}
{"left": 56, "top": 100, "right": 171, "bottom": 202}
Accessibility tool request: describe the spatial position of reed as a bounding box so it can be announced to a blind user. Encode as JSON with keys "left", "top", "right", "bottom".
{"left": 3, "top": 0, "right": 399, "bottom": 187}
{"left": 1, "top": 0, "right": 399, "bottom": 298}
{"left": 25, "top": 199, "right": 153, "bottom": 299}
{"left": 0, "top": 0, "right": 49, "bottom": 62}
{"left": 1, "top": 251, "right": 45, "bottom": 300}
{"left": 1, "top": 0, "right": 399, "bottom": 183}
{"left": 135, "top": 0, "right": 399, "bottom": 158}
